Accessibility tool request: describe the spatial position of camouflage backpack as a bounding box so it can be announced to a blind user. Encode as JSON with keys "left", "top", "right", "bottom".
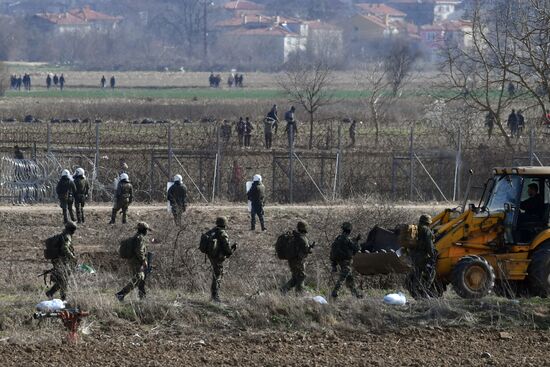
{"left": 199, "top": 229, "right": 218, "bottom": 256}
{"left": 275, "top": 231, "right": 297, "bottom": 260}
{"left": 330, "top": 235, "right": 348, "bottom": 262}
{"left": 44, "top": 234, "right": 63, "bottom": 260}
{"left": 119, "top": 237, "right": 136, "bottom": 259}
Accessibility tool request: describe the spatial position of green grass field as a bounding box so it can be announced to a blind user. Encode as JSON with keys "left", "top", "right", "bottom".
{"left": 4, "top": 87, "right": 465, "bottom": 100}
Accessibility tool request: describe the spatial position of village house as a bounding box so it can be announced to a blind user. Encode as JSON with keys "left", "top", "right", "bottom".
{"left": 32, "top": 5, "right": 122, "bottom": 34}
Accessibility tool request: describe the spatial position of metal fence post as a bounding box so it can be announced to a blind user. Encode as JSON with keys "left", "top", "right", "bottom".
{"left": 409, "top": 126, "right": 414, "bottom": 201}
{"left": 453, "top": 128, "right": 462, "bottom": 201}
{"left": 92, "top": 122, "right": 100, "bottom": 201}
{"left": 167, "top": 123, "right": 173, "bottom": 180}
{"left": 529, "top": 128, "right": 535, "bottom": 166}
{"left": 289, "top": 125, "right": 294, "bottom": 203}
{"left": 47, "top": 122, "right": 51, "bottom": 154}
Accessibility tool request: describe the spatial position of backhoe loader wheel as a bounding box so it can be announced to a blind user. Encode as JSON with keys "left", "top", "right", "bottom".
{"left": 528, "top": 249, "right": 550, "bottom": 298}
{"left": 451, "top": 256, "right": 495, "bottom": 299}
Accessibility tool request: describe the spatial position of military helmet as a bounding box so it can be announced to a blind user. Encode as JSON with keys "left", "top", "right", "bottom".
{"left": 119, "top": 173, "right": 129, "bottom": 182}
{"left": 137, "top": 222, "right": 150, "bottom": 232}
{"left": 61, "top": 169, "right": 71, "bottom": 178}
{"left": 216, "top": 216, "right": 228, "bottom": 228}
{"left": 342, "top": 222, "right": 353, "bottom": 231}
{"left": 253, "top": 174, "right": 262, "bottom": 182}
{"left": 65, "top": 221, "right": 77, "bottom": 232}
{"left": 297, "top": 221, "right": 308, "bottom": 233}
{"left": 173, "top": 174, "right": 183, "bottom": 183}
{"left": 75, "top": 167, "right": 85, "bottom": 177}
{"left": 419, "top": 214, "right": 432, "bottom": 225}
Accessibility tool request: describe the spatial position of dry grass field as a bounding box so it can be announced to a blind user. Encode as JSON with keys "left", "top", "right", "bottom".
{"left": 0, "top": 203, "right": 548, "bottom": 366}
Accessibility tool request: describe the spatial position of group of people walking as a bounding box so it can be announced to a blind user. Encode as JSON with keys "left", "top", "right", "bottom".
{"left": 46, "top": 73, "right": 66, "bottom": 90}
{"left": 10, "top": 74, "right": 32, "bottom": 91}
{"left": 50, "top": 164, "right": 438, "bottom": 304}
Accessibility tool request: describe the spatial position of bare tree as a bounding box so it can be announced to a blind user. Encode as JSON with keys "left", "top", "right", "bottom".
{"left": 279, "top": 60, "right": 335, "bottom": 149}
{"left": 442, "top": 1, "right": 518, "bottom": 147}
{"left": 384, "top": 38, "right": 421, "bottom": 96}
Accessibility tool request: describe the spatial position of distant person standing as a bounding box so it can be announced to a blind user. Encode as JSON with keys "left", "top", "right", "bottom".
{"left": 244, "top": 117, "right": 253, "bottom": 148}
{"left": 56, "top": 169, "right": 76, "bottom": 224}
{"left": 13, "top": 145, "right": 24, "bottom": 159}
{"left": 237, "top": 117, "right": 245, "bottom": 148}
{"left": 101, "top": 75, "right": 106, "bottom": 88}
{"left": 110, "top": 173, "right": 133, "bottom": 224}
{"left": 264, "top": 116, "right": 274, "bottom": 149}
{"left": 110, "top": 75, "right": 116, "bottom": 89}
{"left": 284, "top": 106, "right": 298, "bottom": 147}
{"left": 53, "top": 74, "right": 59, "bottom": 87}
{"left": 167, "top": 174, "right": 188, "bottom": 227}
{"left": 247, "top": 174, "right": 266, "bottom": 231}
{"left": 46, "top": 74, "right": 52, "bottom": 89}
{"left": 508, "top": 109, "right": 519, "bottom": 138}
{"left": 73, "top": 168, "right": 89, "bottom": 224}
{"left": 266, "top": 104, "right": 279, "bottom": 134}
{"left": 485, "top": 111, "right": 495, "bottom": 139}
{"left": 59, "top": 74, "right": 65, "bottom": 91}
{"left": 349, "top": 120, "right": 358, "bottom": 147}
{"left": 517, "top": 109, "right": 525, "bottom": 136}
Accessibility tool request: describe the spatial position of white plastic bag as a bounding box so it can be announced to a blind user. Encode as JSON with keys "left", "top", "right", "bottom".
{"left": 383, "top": 292, "right": 407, "bottom": 306}
{"left": 36, "top": 299, "right": 65, "bottom": 312}
{"left": 312, "top": 295, "right": 328, "bottom": 305}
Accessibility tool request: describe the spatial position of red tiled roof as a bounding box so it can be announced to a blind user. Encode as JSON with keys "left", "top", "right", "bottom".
{"left": 36, "top": 5, "right": 122, "bottom": 25}
{"left": 228, "top": 25, "right": 299, "bottom": 37}
{"left": 36, "top": 12, "right": 88, "bottom": 25}
{"left": 215, "top": 14, "right": 299, "bottom": 27}
{"left": 224, "top": 1, "right": 265, "bottom": 11}
{"left": 356, "top": 3, "right": 407, "bottom": 17}
{"left": 68, "top": 5, "right": 122, "bottom": 22}
{"left": 304, "top": 20, "right": 341, "bottom": 30}
{"left": 356, "top": 14, "right": 388, "bottom": 29}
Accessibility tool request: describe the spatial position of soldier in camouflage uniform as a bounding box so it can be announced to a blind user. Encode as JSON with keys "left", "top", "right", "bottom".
{"left": 208, "top": 217, "right": 237, "bottom": 302}
{"left": 330, "top": 222, "right": 362, "bottom": 298}
{"left": 407, "top": 214, "right": 437, "bottom": 297}
{"left": 73, "top": 167, "right": 89, "bottom": 224}
{"left": 56, "top": 169, "right": 76, "bottom": 224}
{"left": 282, "top": 221, "right": 314, "bottom": 294}
{"left": 116, "top": 222, "right": 151, "bottom": 301}
{"left": 167, "top": 174, "right": 188, "bottom": 226}
{"left": 46, "top": 221, "right": 78, "bottom": 301}
{"left": 110, "top": 173, "right": 133, "bottom": 224}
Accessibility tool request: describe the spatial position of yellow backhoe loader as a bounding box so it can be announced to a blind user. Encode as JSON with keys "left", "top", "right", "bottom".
{"left": 354, "top": 167, "right": 550, "bottom": 299}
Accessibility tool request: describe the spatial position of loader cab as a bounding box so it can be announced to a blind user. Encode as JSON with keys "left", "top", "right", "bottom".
{"left": 483, "top": 168, "right": 550, "bottom": 244}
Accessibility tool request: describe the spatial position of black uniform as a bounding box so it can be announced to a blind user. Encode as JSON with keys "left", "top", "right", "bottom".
{"left": 247, "top": 181, "right": 266, "bottom": 231}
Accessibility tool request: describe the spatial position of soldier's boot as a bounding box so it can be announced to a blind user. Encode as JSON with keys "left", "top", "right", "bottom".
{"left": 116, "top": 285, "right": 132, "bottom": 301}
{"left": 250, "top": 216, "right": 256, "bottom": 231}
{"left": 260, "top": 217, "right": 266, "bottom": 232}
{"left": 122, "top": 212, "right": 127, "bottom": 224}
{"left": 68, "top": 207, "right": 76, "bottom": 222}
{"left": 81, "top": 210, "right": 85, "bottom": 223}
{"left": 46, "top": 284, "right": 60, "bottom": 299}
{"left": 138, "top": 282, "right": 146, "bottom": 300}
{"left": 76, "top": 210, "right": 82, "bottom": 224}
{"left": 115, "top": 291, "right": 125, "bottom": 302}
{"left": 62, "top": 208, "right": 69, "bottom": 224}
{"left": 109, "top": 209, "right": 117, "bottom": 224}
{"left": 331, "top": 282, "right": 341, "bottom": 298}
{"left": 280, "top": 277, "right": 295, "bottom": 294}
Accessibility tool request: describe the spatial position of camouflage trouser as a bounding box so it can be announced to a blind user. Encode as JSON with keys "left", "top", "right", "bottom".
{"left": 171, "top": 204, "right": 185, "bottom": 226}
{"left": 119, "top": 263, "right": 146, "bottom": 299}
{"left": 332, "top": 260, "right": 360, "bottom": 297}
{"left": 74, "top": 199, "right": 86, "bottom": 223}
{"left": 110, "top": 200, "right": 130, "bottom": 223}
{"left": 250, "top": 206, "right": 265, "bottom": 230}
{"left": 282, "top": 259, "right": 306, "bottom": 293}
{"left": 60, "top": 199, "right": 75, "bottom": 224}
{"left": 47, "top": 259, "right": 72, "bottom": 300}
{"left": 209, "top": 258, "right": 224, "bottom": 301}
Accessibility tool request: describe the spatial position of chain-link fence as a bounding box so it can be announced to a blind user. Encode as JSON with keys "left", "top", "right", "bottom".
{"left": 0, "top": 120, "right": 548, "bottom": 203}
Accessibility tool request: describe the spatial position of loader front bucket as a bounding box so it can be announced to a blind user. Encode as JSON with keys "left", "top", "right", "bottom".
{"left": 353, "top": 251, "right": 411, "bottom": 275}
{"left": 353, "top": 226, "right": 411, "bottom": 275}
